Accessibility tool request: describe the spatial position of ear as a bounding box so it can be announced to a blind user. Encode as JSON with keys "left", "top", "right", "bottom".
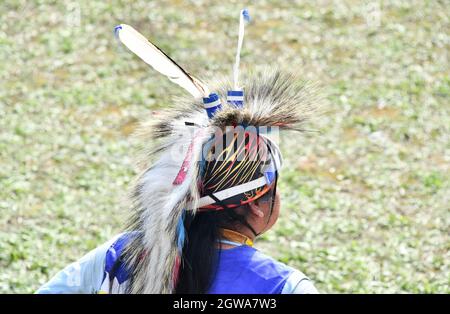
{"left": 248, "top": 200, "right": 265, "bottom": 218}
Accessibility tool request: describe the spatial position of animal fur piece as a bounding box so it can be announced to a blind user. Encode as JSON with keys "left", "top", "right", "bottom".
{"left": 122, "top": 68, "right": 320, "bottom": 294}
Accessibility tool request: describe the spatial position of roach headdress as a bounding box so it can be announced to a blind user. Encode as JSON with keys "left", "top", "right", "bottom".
{"left": 112, "top": 9, "right": 317, "bottom": 294}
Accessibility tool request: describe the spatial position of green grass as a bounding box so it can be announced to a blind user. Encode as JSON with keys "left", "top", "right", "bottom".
{"left": 0, "top": 0, "right": 449, "bottom": 293}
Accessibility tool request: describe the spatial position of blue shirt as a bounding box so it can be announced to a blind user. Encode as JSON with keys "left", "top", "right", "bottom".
{"left": 36, "top": 233, "right": 318, "bottom": 294}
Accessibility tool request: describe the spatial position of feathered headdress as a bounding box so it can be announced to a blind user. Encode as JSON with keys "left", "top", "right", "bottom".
{"left": 113, "top": 9, "right": 318, "bottom": 294}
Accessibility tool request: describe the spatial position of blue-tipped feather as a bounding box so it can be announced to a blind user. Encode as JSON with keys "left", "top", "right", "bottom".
{"left": 233, "top": 9, "right": 250, "bottom": 90}
{"left": 242, "top": 8, "right": 250, "bottom": 22}
{"left": 114, "top": 25, "right": 122, "bottom": 38}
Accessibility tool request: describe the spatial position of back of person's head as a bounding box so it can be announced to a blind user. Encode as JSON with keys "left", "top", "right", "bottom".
{"left": 175, "top": 127, "right": 281, "bottom": 293}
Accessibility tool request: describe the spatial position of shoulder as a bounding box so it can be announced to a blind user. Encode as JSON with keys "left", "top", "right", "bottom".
{"left": 250, "top": 248, "right": 318, "bottom": 294}
{"left": 232, "top": 247, "right": 294, "bottom": 285}
{"left": 250, "top": 248, "right": 294, "bottom": 274}
{"left": 36, "top": 233, "right": 126, "bottom": 294}
{"left": 224, "top": 246, "right": 293, "bottom": 275}
{"left": 211, "top": 246, "right": 292, "bottom": 294}
{"left": 214, "top": 246, "right": 316, "bottom": 294}
{"left": 281, "top": 269, "right": 319, "bottom": 294}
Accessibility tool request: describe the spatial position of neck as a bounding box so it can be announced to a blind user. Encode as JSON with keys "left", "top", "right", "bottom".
{"left": 237, "top": 227, "right": 256, "bottom": 242}
{"left": 220, "top": 228, "right": 255, "bottom": 246}
{"left": 224, "top": 220, "right": 259, "bottom": 242}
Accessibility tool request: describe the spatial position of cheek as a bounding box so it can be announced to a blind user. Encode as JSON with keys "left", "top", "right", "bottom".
{"left": 272, "top": 192, "right": 281, "bottom": 222}
{"left": 266, "top": 192, "right": 281, "bottom": 229}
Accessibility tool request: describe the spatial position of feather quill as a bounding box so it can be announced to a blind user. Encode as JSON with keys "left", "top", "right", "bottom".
{"left": 115, "top": 24, "right": 209, "bottom": 98}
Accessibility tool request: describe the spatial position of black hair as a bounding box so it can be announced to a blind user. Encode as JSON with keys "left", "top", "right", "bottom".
{"left": 174, "top": 210, "right": 222, "bottom": 294}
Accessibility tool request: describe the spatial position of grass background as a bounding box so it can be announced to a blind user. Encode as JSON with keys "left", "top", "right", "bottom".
{"left": 0, "top": 0, "right": 448, "bottom": 293}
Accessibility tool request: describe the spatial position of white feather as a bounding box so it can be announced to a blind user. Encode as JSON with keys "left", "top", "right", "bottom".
{"left": 233, "top": 9, "right": 250, "bottom": 90}
{"left": 115, "top": 24, "right": 209, "bottom": 98}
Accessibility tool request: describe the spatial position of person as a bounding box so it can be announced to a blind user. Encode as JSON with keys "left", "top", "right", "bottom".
{"left": 37, "top": 125, "right": 318, "bottom": 294}
{"left": 36, "top": 10, "right": 319, "bottom": 294}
